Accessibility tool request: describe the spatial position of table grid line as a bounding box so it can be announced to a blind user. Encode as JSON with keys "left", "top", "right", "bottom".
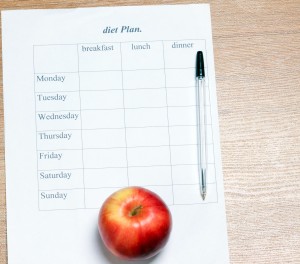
{"left": 76, "top": 44, "right": 87, "bottom": 208}
{"left": 34, "top": 38, "right": 218, "bottom": 210}
{"left": 33, "top": 38, "right": 207, "bottom": 47}
{"left": 37, "top": 162, "right": 217, "bottom": 171}
{"left": 162, "top": 40, "right": 175, "bottom": 204}
{"left": 36, "top": 123, "right": 214, "bottom": 132}
{"left": 38, "top": 162, "right": 214, "bottom": 171}
{"left": 36, "top": 142, "right": 215, "bottom": 151}
{"left": 34, "top": 85, "right": 210, "bottom": 93}
{"left": 38, "top": 182, "right": 218, "bottom": 192}
{"left": 35, "top": 104, "right": 212, "bottom": 113}
{"left": 34, "top": 66, "right": 207, "bottom": 74}
{"left": 119, "top": 42, "right": 130, "bottom": 186}
{"left": 33, "top": 46, "right": 41, "bottom": 211}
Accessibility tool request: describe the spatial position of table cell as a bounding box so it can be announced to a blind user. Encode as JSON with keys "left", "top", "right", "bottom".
{"left": 143, "top": 185, "right": 174, "bottom": 206}
{"left": 170, "top": 144, "right": 215, "bottom": 165}
{"left": 125, "top": 107, "right": 169, "bottom": 127}
{"left": 127, "top": 146, "right": 170, "bottom": 167}
{"left": 36, "top": 111, "right": 81, "bottom": 131}
{"left": 167, "top": 87, "right": 195, "bottom": 107}
{"left": 168, "top": 106, "right": 212, "bottom": 126}
{"left": 38, "top": 169, "right": 84, "bottom": 190}
{"left": 173, "top": 183, "right": 217, "bottom": 204}
{"left": 128, "top": 166, "right": 172, "bottom": 186}
{"left": 124, "top": 89, "right": 167, "bottom": 108}
{"left": 79, "top": 71, "right": 122, "bottom": 91}
{"left": 86, "top": 185, "right": 173, "bottom": 208}
{"left": 172, "top": 164, "right": 216, "bottom": 185}
{"left": 37, "top": 149, "right": 83, "bottom": 170}
{"left": 78, "top": 43, "right": 121, "bottom": 71}
{"left": 121, "top": 41, "right": 164, "bottom": 70}
{"left": 85, "top": 187, "right": 121, "bottom": 209}
{"left": 207, "top": 164, "right": 216, "bottom": 184}
{"left": 167, "top": 86, "right": 212, "bottom": 107}
{"left": 169, "top": 125, "right": 213, "bottom": 145}
{"left": 122, "top": 70, "right": 165, "bottom": 89}
{"left": 84, "top": 168, "right": 128, "bottom": 188}
{"left": 34, "top": 45, "right": 78, "bottom": 73}
{"left": 83, "top": 148, "right": 127, "bottom": 168}
{"left": 169, "top": 125, "right": 197, "bottom": 146}
{"left": 172, "top": 164, "right": 197, "bottom": 185}
{"left": 35, "top": 73, "right": 79, "bottom": 93}
{"left": 163, "top": 40, "right": 205, "bottom": 68}
{"left": 81, "top": 109, "right": 125, "bottom": 129}
{"left": 165, "top": 68, "right": 195, "bottom": 88}
{"left": 168, "top": 106, "right": 197, "bottom": 126}
{"left": 37, "top": 130, "right": 82, "bottom": 150}
{"left": 80, "top": 90, "right": 124, "bottom": 110}
{"left": 35, "top": 91, "right": 80, "bottom": 112}
{"left": 39, "top": 189, "right": 85, "bottom": 210}
{"left": 126, "top": 127, "right": 170, "bottom": 147}
{"left": 82, "top": 128, "right": 126, "bottom": 149}
{"left": 171, "top": 144, "right": 197, "bottom": 165}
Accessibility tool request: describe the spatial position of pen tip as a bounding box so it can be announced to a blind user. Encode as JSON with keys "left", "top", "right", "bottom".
{"left": 201, "top": 192, "right": 206, "bottom": 201}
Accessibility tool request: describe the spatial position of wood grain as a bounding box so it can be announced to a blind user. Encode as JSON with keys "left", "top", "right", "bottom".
{"left": 0, "top": 1, "right": 299, "bottom": 263}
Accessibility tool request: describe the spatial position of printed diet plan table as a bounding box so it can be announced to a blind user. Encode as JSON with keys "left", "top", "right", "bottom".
{"left": 3, "top": 4, "right": 229, "bottom": 264}
{"left": 35, "top": 39, "right": 218, "bottom": 210}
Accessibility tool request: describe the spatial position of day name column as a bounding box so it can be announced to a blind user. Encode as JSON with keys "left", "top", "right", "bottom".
{"left": 34, "top": 44, "right": 85, "bottom": 210}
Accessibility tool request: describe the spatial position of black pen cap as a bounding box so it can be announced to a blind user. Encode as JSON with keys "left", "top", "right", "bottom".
{"left": 196, "top": 51, "right": 205, "bottom": 79}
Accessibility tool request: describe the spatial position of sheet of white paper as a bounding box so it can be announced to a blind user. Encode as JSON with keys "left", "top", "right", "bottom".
{"left": 2, "top": 4, "right": 229, "bottom": 264}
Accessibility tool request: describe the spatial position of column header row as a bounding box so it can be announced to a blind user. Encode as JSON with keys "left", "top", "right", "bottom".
{"left": 34, "top": 40, "right": 206, "bottom": 73}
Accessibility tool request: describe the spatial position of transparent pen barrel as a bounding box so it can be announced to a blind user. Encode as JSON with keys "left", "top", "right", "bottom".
{"left": 196, "top": 78, "right": 208, "bottom": 192}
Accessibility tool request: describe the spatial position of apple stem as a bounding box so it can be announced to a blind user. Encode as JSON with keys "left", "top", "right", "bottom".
{"left": 130, "top": 205, "right": 143, "bottom": 217}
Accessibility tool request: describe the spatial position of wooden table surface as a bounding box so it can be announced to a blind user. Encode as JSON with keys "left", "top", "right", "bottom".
{"left": 0, "top": 1, "right": 299, "bottom": 263}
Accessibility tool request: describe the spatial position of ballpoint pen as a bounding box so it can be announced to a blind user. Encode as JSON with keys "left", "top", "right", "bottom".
{"left": 195, "top": 51, "right": 207, "bottom": 200}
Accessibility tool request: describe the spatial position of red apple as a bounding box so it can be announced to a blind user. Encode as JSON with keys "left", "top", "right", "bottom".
{"left": 98, "top": 186, "right": 172, "bottom": 260}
